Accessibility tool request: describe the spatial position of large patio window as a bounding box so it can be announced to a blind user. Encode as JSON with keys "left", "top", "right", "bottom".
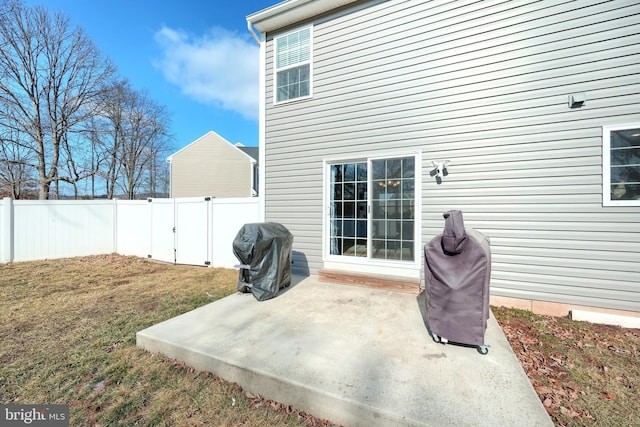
{"left": 603, "top": 124, "right": 640, "bottom": 206}
{"left": 329, "top": 162, "right": 368, "bottom": 257}
{"left": 328, "top": 155, "right": 416, "bottom": 262}
{"left": 371, "top": 157, "right": 415, "bottom": 261}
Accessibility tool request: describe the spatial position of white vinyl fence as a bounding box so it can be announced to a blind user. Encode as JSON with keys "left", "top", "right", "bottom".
{"left": 0, "top": 197, "right": 260, "bottom": 268}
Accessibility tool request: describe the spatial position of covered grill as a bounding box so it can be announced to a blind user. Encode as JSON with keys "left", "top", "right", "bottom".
{"left": 423, "top": 210, "right": 491, "bottom": 354}
{"left": 232, "top": 222, "right": 293, "bottom": 301}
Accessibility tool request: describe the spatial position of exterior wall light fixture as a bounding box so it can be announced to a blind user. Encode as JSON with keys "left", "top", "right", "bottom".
{"left": 431, "top": 160, "right": 451, "bottom": 184}
{"left": 569, "top": 93, "right": 586, "bottom": 109}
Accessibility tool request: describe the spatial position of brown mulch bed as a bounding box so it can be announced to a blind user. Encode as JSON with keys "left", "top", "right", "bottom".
{"left": 493, "top": 306, "right": 640, "bottom": 426}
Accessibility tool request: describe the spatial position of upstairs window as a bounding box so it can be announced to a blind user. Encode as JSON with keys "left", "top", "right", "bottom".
{"left": 603, "top": 124, "right": 640, "bottom": 206}
{"left": 274, "top": 27, "right": 312, "bottom": 103}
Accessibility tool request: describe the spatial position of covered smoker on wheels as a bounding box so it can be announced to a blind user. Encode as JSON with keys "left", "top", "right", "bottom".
{"left": 232, "top": 222, "right": 294, "bottom": 301}
{"left": 424, "top": 210, "right": 491, "bottom": 354}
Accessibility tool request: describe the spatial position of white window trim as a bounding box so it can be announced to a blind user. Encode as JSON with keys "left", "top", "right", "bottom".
{"left": 272, "top": 25, "right": 313, "bottom": 105}
{"left": 603, "top": 123, "right": 640, "bottom": 206}
{"left": 321, "top": 151, "right": 422, "bottom": 276}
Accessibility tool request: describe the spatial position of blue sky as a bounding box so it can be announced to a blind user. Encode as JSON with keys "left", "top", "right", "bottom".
{"left": 24, "top": 0, "right": 276, "bottom": 152}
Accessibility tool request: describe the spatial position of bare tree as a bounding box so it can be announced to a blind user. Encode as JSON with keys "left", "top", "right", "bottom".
{"left": 147, "top": 147, "right": 171, "bottom": 198}
{"left": 90, "top": 79, "right": 128, "bottom": 198}
{"left": 85, "top": 115, "right": 111, "bottom": 198}
{"left": 0, "top": 129, "right": 37, "bottom": 198}
{"left": 60, "top": 131, "right": 89, "bottom": 199}
{"left": 119, "top": 91, "right": 172, "bottom": 199}
{"left": 91, "top": 79, "right": 172, "bottom": 199}
{"left": 0, "top": 0, "right": 115, "bottom": 199}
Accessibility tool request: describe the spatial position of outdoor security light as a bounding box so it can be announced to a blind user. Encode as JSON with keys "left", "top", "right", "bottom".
{"left": 569, "top": 93, "right": 586, "bottom": 108}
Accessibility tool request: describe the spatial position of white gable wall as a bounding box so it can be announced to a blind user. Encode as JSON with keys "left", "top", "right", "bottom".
{"left": 260, "top": 0, "right": 640, "bottom": 313}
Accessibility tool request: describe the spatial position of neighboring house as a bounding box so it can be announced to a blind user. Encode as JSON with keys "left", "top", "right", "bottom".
{"left": 167, "top": 131, "right": 258, "bottom": 198}
{"left": 246, "top": 1, "right": 640, "bottom": 316}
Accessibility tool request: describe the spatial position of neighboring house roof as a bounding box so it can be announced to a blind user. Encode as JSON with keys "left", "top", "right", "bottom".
{"left": 166, "top": 130, "right": 256, "bottom": 164}
{"left": 236, "top": 145, "right": 259, "bottom": 163}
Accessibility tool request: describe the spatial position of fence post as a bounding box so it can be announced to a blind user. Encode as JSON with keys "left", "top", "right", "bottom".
{"left": 207, "top": 197, "right": 214, "bottom": 267}
{"left": 113, "top": 198, "right": 118, "bottom": 254}
{"left": 1, "top": 197, "right": 13, "bottom": 263}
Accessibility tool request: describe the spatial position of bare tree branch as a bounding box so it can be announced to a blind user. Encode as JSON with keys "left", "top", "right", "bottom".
{"left": 92, "top": 79, "right": 172, "bottom": 199}
{"left": 0, "top": 1, "right": 115, "bottom": 199}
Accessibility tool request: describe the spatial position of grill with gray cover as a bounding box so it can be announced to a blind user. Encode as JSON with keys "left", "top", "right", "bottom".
{"left": 424, "top": 210, "right": 491, "bottom": 354}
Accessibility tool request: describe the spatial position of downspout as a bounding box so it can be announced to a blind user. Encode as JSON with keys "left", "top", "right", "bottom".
{"left": 166, "top": 156, "right": 172, "bottom": 198}
{"left": 251, "top": 159, "right": 258, "bottom": 197}
{"left": 1, "top": 197, "right": 14, "bottom": 263}
{"left": 247, "top": 21, "right": 260, "bottom": 45}
{"left": 247, "top": 20, "right": 266, "bottom": 221}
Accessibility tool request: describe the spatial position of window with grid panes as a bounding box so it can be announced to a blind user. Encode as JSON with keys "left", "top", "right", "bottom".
{"left": 274, "top": 27, "right": 311, "bottom": 103}
{"left": 329, "top": 162, "right": 368, "bottom": 257}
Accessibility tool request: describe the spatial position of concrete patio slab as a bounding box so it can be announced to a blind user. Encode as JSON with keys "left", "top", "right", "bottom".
{"left": 136, "top": 275, "right": 552, "bottom": 427}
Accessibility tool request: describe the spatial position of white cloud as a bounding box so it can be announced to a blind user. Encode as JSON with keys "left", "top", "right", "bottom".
{"left": 154, "top": 26, "right": 259, "bottom": 120}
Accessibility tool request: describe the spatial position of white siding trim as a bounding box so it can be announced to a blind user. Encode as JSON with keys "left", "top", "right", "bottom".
{"left": 322, "top": 150, "right": 422, "bottom": 273}
{"left": 602, "top": 122, "right": 640, "bottom": 207}
{"left": 323, "top": 260, "right": 421, "bottom": 279}
{"left": 259, "top": 33, "right": 267, "bottom": 221}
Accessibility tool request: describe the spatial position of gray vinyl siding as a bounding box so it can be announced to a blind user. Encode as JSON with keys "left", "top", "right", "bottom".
{"left": 262, "top": 0, "right": 640, "bottom": 312}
